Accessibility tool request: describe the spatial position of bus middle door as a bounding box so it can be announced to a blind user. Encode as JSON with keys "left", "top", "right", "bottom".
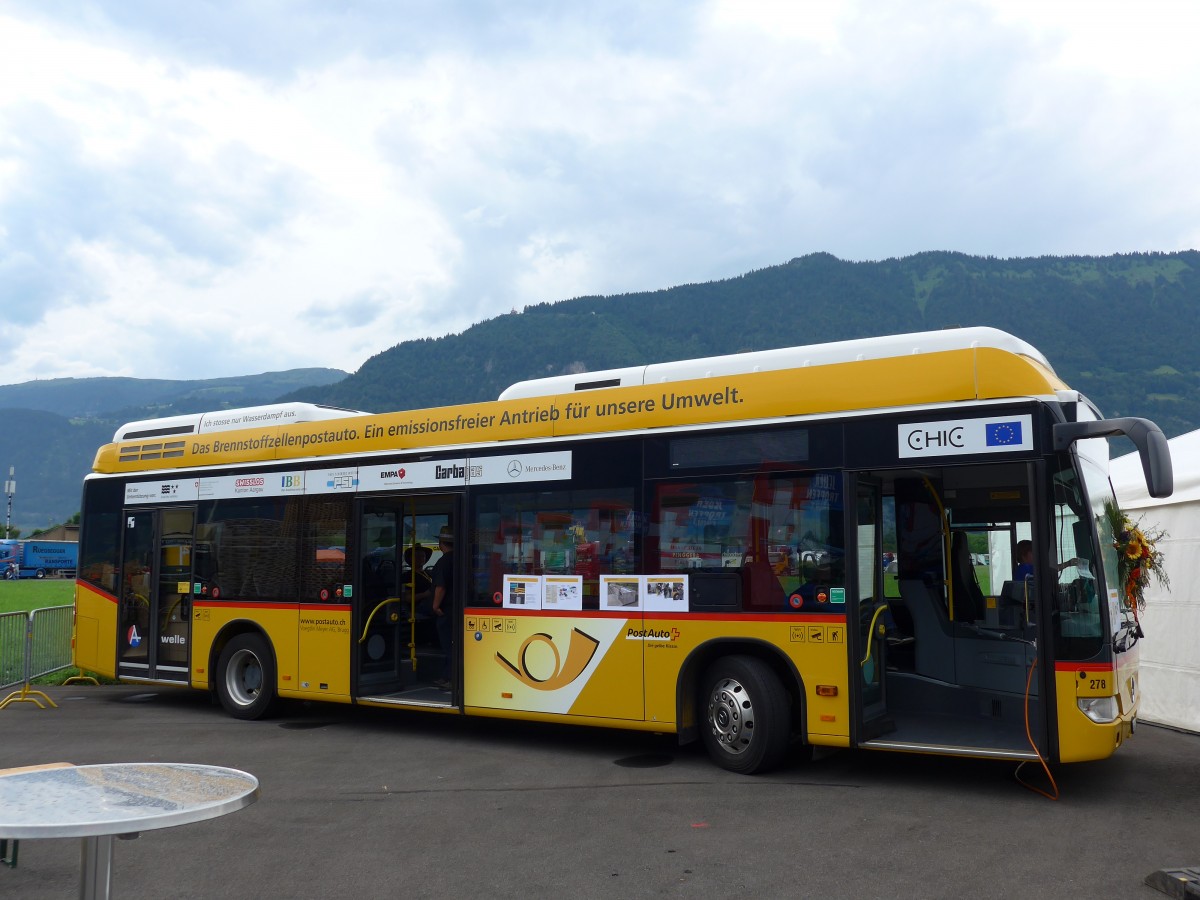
{"left": 117, "top": 506, "right": 195, "bottom": 684}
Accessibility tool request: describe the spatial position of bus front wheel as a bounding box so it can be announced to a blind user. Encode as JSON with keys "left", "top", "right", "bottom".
{"left": 216, "top": 634, "right": 278, "bottom": 720}
{"left": 700, "top": 655, "right": 790, "bottom": 775}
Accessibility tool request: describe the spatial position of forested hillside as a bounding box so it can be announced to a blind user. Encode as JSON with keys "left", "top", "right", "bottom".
{"left": 0, "top": 411, "right": 112, "bottom": 531}
{"left": 0, "top": 368, "right": 348, "bottom": 418}
{"left": 284, "top": 251, "right": 1200, "bottom": 438}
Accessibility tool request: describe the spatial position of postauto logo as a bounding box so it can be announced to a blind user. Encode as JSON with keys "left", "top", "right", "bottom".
{"left": 495, "top": 628, "right": 600, "bottom": 691}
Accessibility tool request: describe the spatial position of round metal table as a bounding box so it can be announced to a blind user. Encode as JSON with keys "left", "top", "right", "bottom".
{"left": 0, "top": 762, "right": 259, "bottom": 899}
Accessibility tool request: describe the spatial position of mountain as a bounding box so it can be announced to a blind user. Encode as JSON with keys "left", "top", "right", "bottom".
{"left": 0, "top": 368, "right": 348, "bottom": 418}
{"left": 0, "top": 368, "right": 348, "bottom": 535}
{"left": 0, "top": 411, "right": 112, "bottom": 533}
{"left": 6, "top": 250, "right": 1200, "bottom": 533}
{"left": 283, "top": 251, "right": 1200, "bottom": 439}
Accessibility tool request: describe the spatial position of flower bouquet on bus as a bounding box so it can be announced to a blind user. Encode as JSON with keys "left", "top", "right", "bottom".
{"left": 1105, "top": 502, "right": 1169, "bottom": 631}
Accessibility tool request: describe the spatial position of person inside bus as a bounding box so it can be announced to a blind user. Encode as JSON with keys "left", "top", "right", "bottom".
{"left": 430, "top": 526, "right": 455, "bottom": 690}
{"left": 401, "top": 544, "right": 433, "bottom": 612}
{"left": 1014, "top": 540, "right": 1035, "bottom": 582}
{"left": 1008, "top": 539, "right": 1086, "bottom": 622}
{"left": 1015, "top": 539, "right": 1083, "bottom": 582}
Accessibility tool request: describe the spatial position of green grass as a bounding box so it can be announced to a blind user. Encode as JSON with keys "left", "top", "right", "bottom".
{"left": 1, "top": 581, "right": 73, "bottom": 685}
{"left": 0, "top": 578, "right": 75, "bottom": 614}
{"left": 0, "top": 579, "right": 116, "bottom": 684}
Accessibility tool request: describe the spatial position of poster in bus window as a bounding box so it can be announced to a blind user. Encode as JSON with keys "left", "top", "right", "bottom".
{"left": 503, "top": 574, "right": 542, "bottom": 610}
{"left": 601, "top": 575, "right": 642, "bottom": 610}
{"left": 645, "top": 575, "right": 688, "bottom": 612}
{"left": 1107, "top": 588, "right": 1122, "bottom": 636}
{"left": 543, "top": 575, "right": 583, "bottom": 611}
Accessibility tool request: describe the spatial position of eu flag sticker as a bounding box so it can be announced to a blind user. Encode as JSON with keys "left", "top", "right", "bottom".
{"left": 985, "top": 421, "right": 1022, "bottom": 446}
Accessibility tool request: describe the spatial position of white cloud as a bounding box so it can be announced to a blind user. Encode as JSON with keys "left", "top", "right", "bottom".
{"left": 0, "top": 0, "right": 1197, "bottom": 385}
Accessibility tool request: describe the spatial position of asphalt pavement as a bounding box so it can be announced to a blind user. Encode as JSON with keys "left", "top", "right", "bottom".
{"left": 1, "top": 684, "right": 1198, "bottom": 899}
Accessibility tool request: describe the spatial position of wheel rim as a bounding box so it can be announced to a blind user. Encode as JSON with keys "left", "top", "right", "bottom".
{"left": 225, "top": 648, "right": 263, "bottom": 707}
{"left": 706, "top": 675, "right": 756, "bottom": 756}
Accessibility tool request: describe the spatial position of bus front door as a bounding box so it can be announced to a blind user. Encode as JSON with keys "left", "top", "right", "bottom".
{"left": 853, "top": 477, "right": 890, "bottom": 738}
{"left": 117, "top": 507, "right": 195, "bottom": 684}
{"left": 854, "top": 469, "right": 1046, "bottom": 759}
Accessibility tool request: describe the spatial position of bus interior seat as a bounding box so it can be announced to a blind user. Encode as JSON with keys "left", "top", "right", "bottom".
{"left": 881, "top": 599, "right": 916, "bottom": 670}
{"left": 998, "top": 579, "right": 1032, "bottom": 627}
{"left": 896, "top": 578, "right": 956, "bottom": 683}
{"left": 950, "top": 532, "right": 986, "bottom": 622}
{"left": 886, "top": 598, "right": 914, "bottom": 637}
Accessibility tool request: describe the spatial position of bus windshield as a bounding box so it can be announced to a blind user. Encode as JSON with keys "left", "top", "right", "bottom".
{"left": 1080, "top": 452, "right": 1131, "bottom": 642}
{"left": 1050, "top": 457, "right": 1108, "bottom": 659}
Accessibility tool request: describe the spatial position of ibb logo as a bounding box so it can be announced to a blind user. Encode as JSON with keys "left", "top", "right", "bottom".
{"left": 495, "top": 628, "right": 599, "bottom": 691}
{"left": 281, "top": 475, "right": 303, "bottom": 489}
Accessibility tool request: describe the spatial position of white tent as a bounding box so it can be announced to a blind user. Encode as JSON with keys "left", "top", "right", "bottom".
{"left": 1110, "top": 430, "right": 1200, "bottom": 733}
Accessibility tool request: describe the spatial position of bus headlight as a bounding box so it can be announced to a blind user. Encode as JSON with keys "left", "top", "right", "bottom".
{"left": 1078, "top": 696, "right": 1118, "bottom": 724}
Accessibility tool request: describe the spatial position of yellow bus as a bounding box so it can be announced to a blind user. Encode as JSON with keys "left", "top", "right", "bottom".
{"left": 72, "top": 327, "right": 1171, "bottom": 773}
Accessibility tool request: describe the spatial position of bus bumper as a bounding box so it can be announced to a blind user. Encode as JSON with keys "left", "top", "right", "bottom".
{"left": 1055, "top": 668, "right": 1137, "bottom": 763}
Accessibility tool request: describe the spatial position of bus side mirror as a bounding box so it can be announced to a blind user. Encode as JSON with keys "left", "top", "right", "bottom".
{"left": 1053, "top": 417, "right": 1173, "bottom": 499}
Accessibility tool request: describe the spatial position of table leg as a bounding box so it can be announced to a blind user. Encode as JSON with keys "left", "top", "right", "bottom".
{"left": 79, "top": 834, "right": 114, "bottom": 900}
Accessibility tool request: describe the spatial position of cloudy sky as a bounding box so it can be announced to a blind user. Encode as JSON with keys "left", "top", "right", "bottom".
{"left": 1, "top": 0, "right": 1197, "bottom": 386}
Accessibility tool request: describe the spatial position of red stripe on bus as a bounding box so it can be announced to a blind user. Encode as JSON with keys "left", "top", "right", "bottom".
{"left": 466, "top": 607, "right": 844, "bottom": 624}
{"left": 1054, "top": 661, "right": 1114, "bottom": 672}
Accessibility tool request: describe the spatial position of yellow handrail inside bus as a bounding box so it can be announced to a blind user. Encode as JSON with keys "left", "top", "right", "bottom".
{"left": 358, "top": 598, "right": 402, "bottom": 643}
{"left": 860, "top": 603, "right": 889, "bottom": 668}
{"left": 920, "top": 475, "right": 955, "bottom": 620}
{"left": 405, "top": 509, "right": 418, "bottom": 672}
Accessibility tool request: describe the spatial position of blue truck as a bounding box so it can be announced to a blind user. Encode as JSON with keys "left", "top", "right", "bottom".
{"left": 0, "top": 540, "right": 78, "bottom": 579}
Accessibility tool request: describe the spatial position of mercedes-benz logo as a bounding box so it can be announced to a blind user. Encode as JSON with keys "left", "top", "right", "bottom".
{"left": 507, "top": 460, "right": 523, "bottom": 478}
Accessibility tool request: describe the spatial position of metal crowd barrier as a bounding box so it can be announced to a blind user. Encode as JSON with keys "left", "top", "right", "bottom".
{"left": 0, "top": 605, "right": 74, "bottom": 709}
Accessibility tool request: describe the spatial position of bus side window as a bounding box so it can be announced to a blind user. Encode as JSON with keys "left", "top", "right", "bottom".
{"left": 301, "top": 497, "right": 351, "bottom": 602}
{"left": 651, "top": 473, "right": 843, "bottom": 613}
{"left": 472, "top": 488, "right": 636, "bottom": 610}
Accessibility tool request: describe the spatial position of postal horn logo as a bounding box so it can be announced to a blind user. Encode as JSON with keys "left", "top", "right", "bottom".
{"left": 495, "top": 627, "right": 599, "bottom": 691}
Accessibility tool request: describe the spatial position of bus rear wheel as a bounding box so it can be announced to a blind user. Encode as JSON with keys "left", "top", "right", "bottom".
{"left": 700, "top": 655, "right": 790, "bottom": 775}
{"left": 216, "top": 634, "right": 278, "bottom": 720}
